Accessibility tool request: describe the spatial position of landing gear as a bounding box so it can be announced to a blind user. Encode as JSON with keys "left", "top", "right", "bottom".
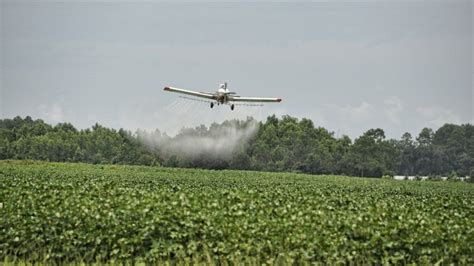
{"left": 210, "top": 102, "right": 214, "bottom": 108}
{"left": 231, "top": 104, "right": 235, "bottom": 111}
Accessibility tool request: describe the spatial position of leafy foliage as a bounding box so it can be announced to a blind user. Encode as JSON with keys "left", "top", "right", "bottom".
{"left": 0, "top": 117, "right": 158, "bottom": 166}
{"left": 0, "top": 161, "right": 473, "bottom": 264}
{"left": 1, "top": 116, "right": 473, "bottom": 177}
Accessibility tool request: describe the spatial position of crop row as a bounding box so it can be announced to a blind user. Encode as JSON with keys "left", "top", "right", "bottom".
{"left": 0, "top": 160, "right": 473, "bottom": 264}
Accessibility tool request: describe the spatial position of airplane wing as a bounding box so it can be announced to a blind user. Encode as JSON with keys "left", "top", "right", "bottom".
{"left": 229, "top": 96, "right": 282, "bottom": 103}
{"left": 164, "top": 86, "right": 216, "bottom": 100}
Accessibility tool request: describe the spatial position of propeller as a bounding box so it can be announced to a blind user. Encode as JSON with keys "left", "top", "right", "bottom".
{"left": 224, "top": 82, "right": 236, "bottom": 95}
{"left": 221, "top": 82, "right": 236, "bottom": 94}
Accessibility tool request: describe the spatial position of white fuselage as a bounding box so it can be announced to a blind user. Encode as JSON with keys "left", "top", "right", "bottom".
{"left": 216, "top": 86, "right": 230, "bottom": 104}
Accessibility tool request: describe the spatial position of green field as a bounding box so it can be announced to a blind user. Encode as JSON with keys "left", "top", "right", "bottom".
{"left": 1, "top": 161, "right": 473, "bottom": 264}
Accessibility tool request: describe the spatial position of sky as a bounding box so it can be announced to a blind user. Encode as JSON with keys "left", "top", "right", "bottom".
{"left": 1, "top": 1, "right": 472, "bottom": 139}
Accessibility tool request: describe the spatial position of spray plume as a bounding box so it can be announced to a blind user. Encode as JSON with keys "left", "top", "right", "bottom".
{"left": 136, "top": 118, "right": 259, "bottom": 165}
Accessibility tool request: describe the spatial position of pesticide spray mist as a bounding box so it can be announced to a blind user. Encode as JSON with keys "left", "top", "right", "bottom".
{"left": 137, "top": 118, "right": 260, "bottom": 166}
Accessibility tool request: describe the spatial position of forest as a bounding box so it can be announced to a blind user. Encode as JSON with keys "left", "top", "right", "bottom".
{"left": 0, "top": 115, "right": 473, "bottom": 178}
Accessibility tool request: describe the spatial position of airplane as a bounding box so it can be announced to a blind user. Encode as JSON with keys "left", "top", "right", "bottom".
{"left": 163, "top": 82, "right": 282, "bottom": 110}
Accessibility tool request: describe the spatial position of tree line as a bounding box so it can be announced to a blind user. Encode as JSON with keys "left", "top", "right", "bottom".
{"left": 1, "top": 115, "right": 473, "bottom": 178}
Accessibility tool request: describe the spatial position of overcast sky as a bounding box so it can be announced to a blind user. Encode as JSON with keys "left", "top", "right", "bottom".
{"left": 1, "top": 1, "right": 472, "bottom": 139}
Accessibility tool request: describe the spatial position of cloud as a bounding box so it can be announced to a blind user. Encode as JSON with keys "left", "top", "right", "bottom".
{"left": 416, "top": 106, "right": 461, "bottom": 128}
{"left": 321, "top": 101, "right": 377, "bottom": 138}
{"left": 326, "top": 102, "right": 375, "bottom": 123}
{"left": 384, "top": 96, "right": 403, "bottom": 125}
{"left": 38, "top": 103, "right": 65, "bottom": 124}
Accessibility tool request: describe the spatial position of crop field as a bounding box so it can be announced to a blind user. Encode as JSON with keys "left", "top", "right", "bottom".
{"left": 0, "top": 160, "right": 473, "bottom": 264}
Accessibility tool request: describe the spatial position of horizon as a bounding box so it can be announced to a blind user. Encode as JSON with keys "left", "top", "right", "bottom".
{"left": 2, "top": 113, "right": 471, "bottom": 141}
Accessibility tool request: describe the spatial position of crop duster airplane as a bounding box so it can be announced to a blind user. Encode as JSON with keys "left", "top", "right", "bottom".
{"left": 163, "top": 82, "right": 282, "bottom": 110}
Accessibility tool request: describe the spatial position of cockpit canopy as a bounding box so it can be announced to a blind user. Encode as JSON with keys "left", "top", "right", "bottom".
{"left": 219, "top": 82, "right": 227, "bottom": 90}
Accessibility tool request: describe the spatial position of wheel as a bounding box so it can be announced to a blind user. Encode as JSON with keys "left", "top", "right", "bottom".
{"left": 210, "top": 102, "right": 214, "bottom": 108}
{"left": 231, "top": 104, "right": 235, "bottom": 111}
